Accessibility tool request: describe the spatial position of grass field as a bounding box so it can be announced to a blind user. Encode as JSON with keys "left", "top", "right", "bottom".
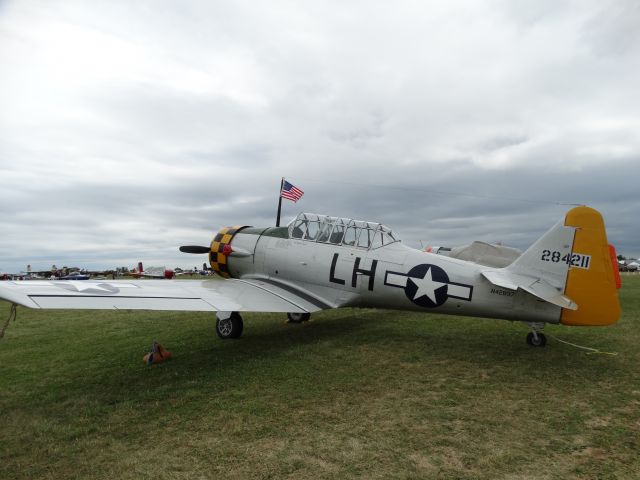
{"left": 1, "top": 276, "right": 639, "bottom": 479}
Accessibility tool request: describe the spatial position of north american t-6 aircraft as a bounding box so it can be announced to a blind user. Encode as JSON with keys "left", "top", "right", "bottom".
{"left": 0, "top": 206, "right": 621, "bottom": 347}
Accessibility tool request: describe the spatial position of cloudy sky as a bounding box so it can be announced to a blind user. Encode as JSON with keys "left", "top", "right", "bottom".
{"left": 1, "top": 0, "right": 639, "bottom": 273}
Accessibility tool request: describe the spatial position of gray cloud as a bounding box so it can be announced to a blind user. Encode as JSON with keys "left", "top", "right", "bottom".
{"left": 1, "top": 0, "right": 639, "bottom": 274}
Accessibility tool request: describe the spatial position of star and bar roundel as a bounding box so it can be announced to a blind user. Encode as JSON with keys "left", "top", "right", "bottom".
{"left": 384, "top": 264, "right": 473, "bottom": 308}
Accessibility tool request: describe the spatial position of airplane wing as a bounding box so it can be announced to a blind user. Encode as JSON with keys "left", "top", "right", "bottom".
{"left": 0, "top": 279, "right": 331, "bottom": 313}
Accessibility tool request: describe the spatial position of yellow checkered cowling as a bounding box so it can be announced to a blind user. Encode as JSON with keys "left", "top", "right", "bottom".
{"left": 209, "top": 226, "right": 245, "bottom": 278}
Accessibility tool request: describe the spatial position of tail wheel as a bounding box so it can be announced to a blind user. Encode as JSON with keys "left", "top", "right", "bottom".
{"left": 216, "top": 312, "right": 244, "bottom": 339}
{"left": 287, "top": 312, "right": 311, "bottom": 323}
{"left": 526, "top": 331, "right": 547, "bottom": 347}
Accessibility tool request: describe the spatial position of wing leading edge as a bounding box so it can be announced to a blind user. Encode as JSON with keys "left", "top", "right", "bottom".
{"left": 0, "top": 279, "right": 328, "bottom": 313}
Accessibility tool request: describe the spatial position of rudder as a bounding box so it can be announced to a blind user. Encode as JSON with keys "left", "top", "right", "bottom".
{"left": 560, "top": 206, "right": 620, "bottom": 326}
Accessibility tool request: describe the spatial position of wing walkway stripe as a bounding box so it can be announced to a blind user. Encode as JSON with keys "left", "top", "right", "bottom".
{"left": 254, "top": 278, "right": 334, "bottom": 309}
{"left": 234, "top": 279, "right": 309, "bottom": 311}
{"left": 236, "top": 278, "right": 331, "bottom": 310}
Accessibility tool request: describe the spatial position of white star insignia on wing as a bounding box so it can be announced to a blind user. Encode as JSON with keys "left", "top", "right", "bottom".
{"left": 68, "top": 281, "right": 112, "bottom": 292}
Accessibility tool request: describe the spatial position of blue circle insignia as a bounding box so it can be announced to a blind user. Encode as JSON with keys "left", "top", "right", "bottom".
{"left": 404, "top": 264, "right": 450, "bottom": 308}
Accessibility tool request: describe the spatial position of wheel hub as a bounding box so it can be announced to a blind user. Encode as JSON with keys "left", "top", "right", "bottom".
{"left": 219, "top": 318, "right": 233, "bottom": 336}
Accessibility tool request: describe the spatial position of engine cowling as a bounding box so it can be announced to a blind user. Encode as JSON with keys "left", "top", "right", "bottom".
{"left": 209, "top": 226, "right": 249, "bottom": 278}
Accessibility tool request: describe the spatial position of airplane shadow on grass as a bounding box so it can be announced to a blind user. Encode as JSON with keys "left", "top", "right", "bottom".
{"left": 75, "top": 309, "right": 622, "bottom": 404}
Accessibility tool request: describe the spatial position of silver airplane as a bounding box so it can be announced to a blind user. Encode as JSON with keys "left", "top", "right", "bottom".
{"left": 0, "top": 206, "right": 621, "bottom": 347}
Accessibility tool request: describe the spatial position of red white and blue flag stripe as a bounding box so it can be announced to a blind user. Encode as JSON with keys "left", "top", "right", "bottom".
{"left": 280, "top": 180, "right": 304, "bottom": 202}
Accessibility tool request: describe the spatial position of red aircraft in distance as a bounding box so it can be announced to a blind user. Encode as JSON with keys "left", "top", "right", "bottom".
{"left": 130, "top": 262, "right": 176, "bottom": 279}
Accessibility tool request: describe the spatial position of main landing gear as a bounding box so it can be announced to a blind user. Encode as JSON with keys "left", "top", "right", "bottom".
{"left": 215, "top": 311, "right": 312, "bottom": 340}
{"left": 525, "top": 322, "right": 547, "bottom": 347}
{"left": 216, "top": 312, "right": 244, "bottom": 339}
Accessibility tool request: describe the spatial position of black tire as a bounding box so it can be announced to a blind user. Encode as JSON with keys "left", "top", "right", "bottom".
{"left": 526, "top": 332, "right": 546, "bottom": 347}
{"left": 216, "top": 312, "right": 244, "bottom": 339}
{"left": 287, "top": 312, "right": 311, "bottom": 323}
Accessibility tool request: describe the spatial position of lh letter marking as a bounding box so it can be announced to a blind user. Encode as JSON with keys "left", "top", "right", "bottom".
{"left": 329, "top": 253, "right": 346, "bottom": 285}
{"left": 329, "top": 254, "right": 377, "bottom": 291}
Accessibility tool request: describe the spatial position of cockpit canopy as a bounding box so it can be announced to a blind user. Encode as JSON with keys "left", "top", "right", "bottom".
{"left": 287, "top": 213, "right": 399, "bottom": 250}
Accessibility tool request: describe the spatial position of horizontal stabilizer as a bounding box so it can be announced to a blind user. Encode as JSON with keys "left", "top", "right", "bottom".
{"left": 482, "top": 270, "right": 577, "bottom": 310}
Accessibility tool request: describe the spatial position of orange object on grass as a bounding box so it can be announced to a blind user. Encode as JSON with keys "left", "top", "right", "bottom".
{"left": 143, "top": 341, "right": 172, "bottom": 365}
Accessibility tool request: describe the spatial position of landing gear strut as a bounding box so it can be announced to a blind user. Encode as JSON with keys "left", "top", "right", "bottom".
{"left": 216, "top": 312, "right": 243, "bottom": 339}
{"left": 525, "top": 322, "right": 546, "bottom": 347}
{"left": 287, "top": 312, "right": 311, "bottom": 323}
{"left": 526, "top": 331, "right": 547, "bottom": 347}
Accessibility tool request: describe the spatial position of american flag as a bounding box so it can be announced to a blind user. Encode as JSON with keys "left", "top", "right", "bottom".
{"left": 280, "top": 180, "right": 304, "bottom": 202}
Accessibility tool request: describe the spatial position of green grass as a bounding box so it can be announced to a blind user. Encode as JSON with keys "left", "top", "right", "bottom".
{"left": 1, "top": 276, "right": 639, "bottom": 479}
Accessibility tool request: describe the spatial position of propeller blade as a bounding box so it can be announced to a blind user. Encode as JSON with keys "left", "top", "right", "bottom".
{"left": 179, "top": 245, "right": 210, "bottom": 254}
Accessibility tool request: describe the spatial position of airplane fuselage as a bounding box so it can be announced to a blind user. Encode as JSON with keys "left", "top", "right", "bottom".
{"left": 222, "top": 228, "right": 561, "bottom": 324}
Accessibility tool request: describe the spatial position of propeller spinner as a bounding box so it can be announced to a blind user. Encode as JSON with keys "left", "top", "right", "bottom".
{"left": 181, "top": 225, "right": 249, "bottom": 278}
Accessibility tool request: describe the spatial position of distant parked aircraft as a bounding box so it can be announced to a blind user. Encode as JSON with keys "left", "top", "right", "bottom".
{"left": 626, "top": 260, "right": 640, "bottom": 271}
{"left": 130, "top": 262, "right": 176, "bottom": 279}
{"left": 58, "top": 272, "right": 91, "bottom": 280}
{"left": 425, "top": 241, "right": 522, "bottom": 268}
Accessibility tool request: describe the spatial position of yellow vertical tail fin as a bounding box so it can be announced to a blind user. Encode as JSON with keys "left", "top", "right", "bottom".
{"left": 561, "top": 206, "right": 621, "bottom": 326}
